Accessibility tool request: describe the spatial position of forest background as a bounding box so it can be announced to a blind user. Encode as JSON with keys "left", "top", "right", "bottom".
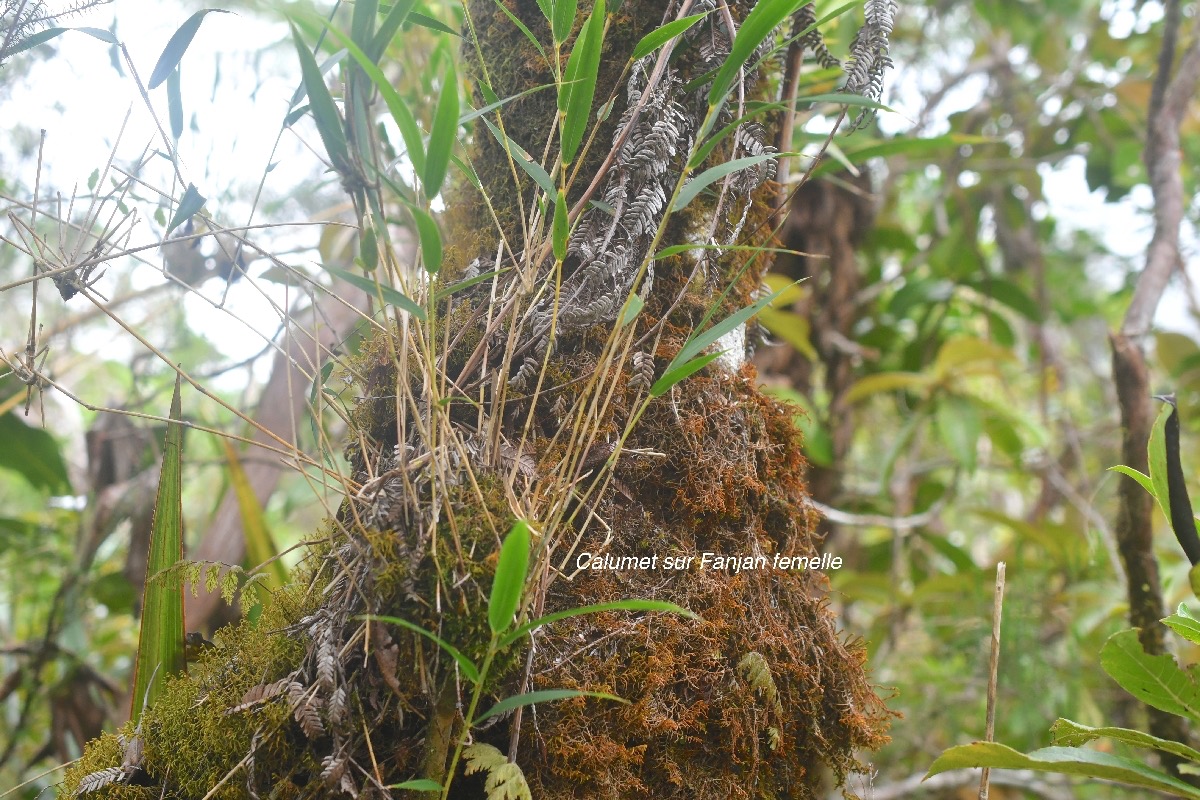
{"left": 2, "top": 0, "right": 1200, "bottom": 798}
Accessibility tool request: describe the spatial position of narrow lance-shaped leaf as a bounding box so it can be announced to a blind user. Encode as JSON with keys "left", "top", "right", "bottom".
{"left": 552, "top": 189, "right": 569, "bottom": 261}
{"left": 221, "top": 441, "right": 289, "bottom": 593}
{"left": 288, "top": 22, "right": 351, "bottom": 173}
{"left": 165, "top": 184, "right": 205, "bottom": 236}
{"left": 423, "top": 58, "right": 459, "bottom": 196}
{"left": 403, "top": 201, "right": 443, "bottom": 274}
{"left": 673, "top": 153, "right": 782, "bottom": 211}
{"left": 369, "top": 0, "right": 417, "bottom": 61}
{"left": 2, "top": 26, "right": 113, "bottom": 58}
{"left": 166, "top": 65, "right": 183, "bottom": 140}
{"left": 320, "top": 264, "right": 426, "bottom": 320}
{"left": 708, "top": 0, "right": 809, "bottom": 107}
{"left": 148, "top": 10, "right": 232, "bottom": 90}
{"left": 671, "top": 284, "right": 789, "bottom": 370}
{"left": 631, "top": 11, "right": 709, "bottom": 60}
{"left": 131, "top": 375, "right": 187, "bottom": 720}
{"left": 350, "top": 0, "right": 379, "bottom": 51}
{"left": 482, "top": 118, "right": 556, "bottom": 197}
{"left": 475, "top": 688, "right": 627, "bottom": 726}
{"left": 364, "top": 614, "right": 480, "bottom": 684}
{"left": 489, "top": 520, "right": 531, "bottom": 634}
{"left": 650, "top": 351, "right": 722, "bottom": 397}
{"left": 315, "top": 18, "right": 426, "bottom": 181}
{"left": 553, "top": 0, "right": 578, "bottom": 44}
{"left": 560, "top": 0, "right": 605, "bottom": 164}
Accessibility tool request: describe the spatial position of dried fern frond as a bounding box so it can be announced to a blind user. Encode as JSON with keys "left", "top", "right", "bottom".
{"left": 843, "top": 0, "right": 898, "bottom": 130}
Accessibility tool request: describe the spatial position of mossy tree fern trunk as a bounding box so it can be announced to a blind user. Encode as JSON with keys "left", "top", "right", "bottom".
{"left": 66, "top": 2, "right": 894, "bottom": 798}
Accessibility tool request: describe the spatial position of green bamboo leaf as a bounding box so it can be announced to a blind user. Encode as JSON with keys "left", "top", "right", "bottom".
{"left": 489, "top": 520, "right": 531, "bottom": 634}
{"left": 365, "top": 614, "right": 480, "bottom": 684}
{"left": 222, "top": 441, "right": 288, "bottom": 594}
{"left": 489, "top": 0, "right": 547, "bottom": 60}
{"left": 617, "top": 294, "right": 643, "bottom": 328}
{"left": 499, "top": 599, "right": 696, "bottom": 649}
{"left": 404, "top": 202, "right": 443, "bottom": 274}
{"left": 166, "top": 65, "right": 183, "bottom": 139}
{"left": 148, "top": 10, "right": 232, "bottom": 90}
{"left": 369, "top": 0, "right": 417, "bottom": 61}
{"left": 672, "top": 153, "right": 781, "bottom": 211}
{"left": 321, "top": 264, "right": 426, "bottom": 320}
{"left": 482, "top": 118, "right": 556, "bottom": 197}
{"left": 534, "top": 0, "right": 551, "bottom": 22}
{"left": 433, "top": 267, "right": 505, "bottom": 301}
{"left": 423, "top": 58, "right": 459, "bottom": 195}
{"left": 708, "top": 0, "right": 808, "bottom": 107}
{"left": 131, "top": 375, "right": 186, "bottom": 721}
{"left": 407, "top": 12, "right": 459, "bottom": 36}
{"left": 671, "top": 284, "right": 787, "bottom": 369}
{"left": 288, "top": 22, "right": 351, "bottom": 173}
{"left": 316, "top": 20, "right": 426, "bottom": 181}
{"left": 3, "top": 25, "right": 117, "bottom": 58}
{"left": 165, "top": 183, "right": 206, "bottom": 236}
{"left": 350, "top": 0, "right": 379, "bottom": 50}
{"left": 553, "top": 0, "right": 578, "bottom": 44}
{"left": 926, "top": 742, "right": 1200, "bottom": 798}
{"left": 650, "top": 352, "right": 722, "bottom": 397}
{"left": 460, "top": 82, "right": 556, "bottom": 125}
{"left": 288, "top": 49, "right": 346, "bottom": 108}
{"left": 1101, "top": 628, "right": 1200, "bottom": 724}
{"left": 359, "top": 223, "right": 379, "bottom": 271}
{"left": 560, "top": 0, "right": 605, "bottom": 164}
{"left": 475, "top": 689, "right": 627, "bottom": 726}
{"left": 631, "top": 11, "right": 709, "bottom": 60}
{"left": 552, "top": 189, "right": 569, "bottom": 261}
{"left": 388, "top": 779, "right": 442, "bottom": 792}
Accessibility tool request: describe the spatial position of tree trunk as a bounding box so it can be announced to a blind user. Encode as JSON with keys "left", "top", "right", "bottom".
{"left": 65, "top": 3, "right": 892, "bottom": 798}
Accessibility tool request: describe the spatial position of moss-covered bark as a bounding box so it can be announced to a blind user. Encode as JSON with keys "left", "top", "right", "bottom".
{"left": 64, "top": 3, "right": 892, "bottom": 798}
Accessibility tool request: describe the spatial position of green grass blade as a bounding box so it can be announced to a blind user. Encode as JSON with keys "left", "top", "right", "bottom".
{"left": 221, "top": 440, "right": 288, "bottom": 593}
{"left": 481, "top": 118, "right": 556, "bottom": 197}
{"left": 288, "top": 21, "right": 351, "bottom": 173}
{"left": 423, "top": 58, "right": 459, "bottom": 196}
{"left": 402, "top": 201, "right": 443, "bottom": 274}
{"left": 672, "top": 153, "right": 782, "bottom": 211}
{"left": 148, "top": 10, "right": 231, "bottom": 90}
{"left": 489, "top": 0, "right": 547, "bottom": 61}
{"left": 130, "top": 375, "right": 186, "bottom": 721}
{"left": 320, "top": 264, "right": 426, "bottom": 320}
{"left": 370, "top": 0, "right": 417, "bottom": 61}
{"left": 631, "top": 11, "right": 709, "bottom": 60}
{"left": 475, "top": 689, "right": 627, "bottom": 726}
{"left": 166, "top": 65, "right": 183, "bottom": 139}
{"left": 489, "top": 520, "right": 531, "bottom": 634}
{"left": 499, "top": 599, "right": 696, "bottom": 648}
{"left": 708, "top": 0, "right": 810, "bottom": 107}
{"left": 650, "top": 352, "right": 722, "bottom": 397}
{"left": 315, "top": 19, "right": 426, "bottom": 181}
{"left": 350, "top": 0, "right": 379, "bottom": 51}
{"left": 552, "top": 189, "right": 568, "bottom": 261}
{"left": 670, "top": 284, "right": 789, "bottom": 369}
{"left": 364, "top": 615, "right": 480, "bottom": 684}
